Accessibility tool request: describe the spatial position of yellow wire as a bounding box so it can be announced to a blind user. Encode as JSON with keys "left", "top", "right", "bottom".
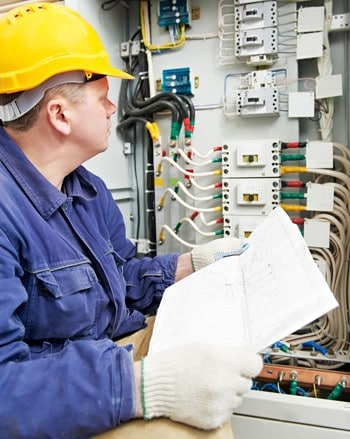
{"left": 140, "top": 1, "right": 186, "bottom": 52}
{"left": 280, "top": 204, "right": 307, "bottom": 212}
{"left": 280, "top": 166, "right": 308, "bottom": 174}
{"left": 277, "top": 382, "right": 282, "bottom": 394}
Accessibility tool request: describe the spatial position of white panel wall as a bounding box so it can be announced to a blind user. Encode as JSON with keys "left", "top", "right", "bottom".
{"left": 65, "top": 0, "right": 135, "bottom": 234}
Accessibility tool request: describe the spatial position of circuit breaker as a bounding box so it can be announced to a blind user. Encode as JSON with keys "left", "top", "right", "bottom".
{"left": 222, "top": 139, "right": 280, "bottom": 177}
{"left": 235, "top": 27, "right": 278, "bottom": 60}
{"left": 223, "top": 69, "right": 285, "bottom": 118}
{"left": 235, "top": 1, "right": 277, "bottom": 30}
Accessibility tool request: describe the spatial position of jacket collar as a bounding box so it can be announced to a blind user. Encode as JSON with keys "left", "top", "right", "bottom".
{"left": 0, "top": 127, "right": 97, "bottom": 219}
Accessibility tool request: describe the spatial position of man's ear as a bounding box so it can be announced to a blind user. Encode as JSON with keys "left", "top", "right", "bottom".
{"left": 46, "top": 98, "right": 71, "bottom": 135}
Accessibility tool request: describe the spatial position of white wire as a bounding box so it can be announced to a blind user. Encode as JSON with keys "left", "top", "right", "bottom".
{"left": 280, "top": 147, "right": 350, "bottom": 354}
{"left": 185, "top": 146, "right": 222, "bottom": 159}
{"left": 178, "top": 217, "right": 219, "bottom": 237}
{"left": 175, "top": 148, "right": 220, "bottom": 167}
{"left": 189, "top": 177, "right": 221, "bottom": 191}
{"left": 185, "top": 32, "right": 218, "bottom": 40}
{"left": 333, "top": 142, "right": 350, "bottom": 160}
{"left": 307, "top": 168, "right": 350, "bottom": 193}
{"left": 159, "top": 156, "right": 221, "bottom": 178}
{"left": 160, "top": 225, "right": 202, "bottom": 249}
{"left": 160, "top": 188, "right": 221, "bottom": 213}
{"left": 198, "top": 212, "right": 222, "bottom": 227}
{"left": 174, "top": 181, "right": 221, "bottom": 202}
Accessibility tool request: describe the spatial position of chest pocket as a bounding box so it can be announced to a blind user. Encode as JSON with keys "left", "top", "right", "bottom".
{"left": 23, "top": 263, "right": 100, "bottom": 340}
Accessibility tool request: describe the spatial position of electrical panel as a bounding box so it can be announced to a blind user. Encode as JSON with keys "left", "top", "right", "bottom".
{"left": 72, "top": 0, "right": 350, "bottom": 436}
{"left": 126, "top": 2, "right": 349, "bottom": 435}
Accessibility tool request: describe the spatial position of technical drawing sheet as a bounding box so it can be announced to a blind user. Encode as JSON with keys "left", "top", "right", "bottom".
{"left": 148, "top": 207, "right": 339, "bottom": 354}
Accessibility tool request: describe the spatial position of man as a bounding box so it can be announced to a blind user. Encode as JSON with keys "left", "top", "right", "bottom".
{"left": 0, "top": 3, "right": 262, "bottom": 438}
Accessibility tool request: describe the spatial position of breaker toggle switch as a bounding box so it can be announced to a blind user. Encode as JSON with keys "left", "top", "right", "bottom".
{"left": 241, "top": 34, "right": 263, "bottom": 47}
{"left": 237, "top": 181, "right": 267, "bottom": 206}
{"left": 243, "top": 193, "right": 259, "bottom": 202}
{"left": 243, "top": 154, "right": 259, "bottom": 163}
{"left": 242, "top": 9, "right": 263, "bottom": 22}
{"left": 243, "top": 96, "right": 265, "bottom": 106}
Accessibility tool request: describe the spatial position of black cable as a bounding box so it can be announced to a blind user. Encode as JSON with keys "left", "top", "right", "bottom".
{"left": 130, "top": 28, "right": 141, "bottom": 42}
{"left": 132, "top": 124, "right": 140, "bottom": 241}
{"left": 117, "top": 115, "right": 151, "bottom": 131}
{"left": 138, "top": 48, "right": 150, "bottom": 99}
{"left": 115, "top": 26, "right": 195, "bottom": 256}
{"left": 131, "top": 90, "right": 188, "bottom": 121}
{"left": 179, "top": 94, "right": 195, "bottom": 124}
{"left": 123, "top": 99, "right": 181, "bottom": 125}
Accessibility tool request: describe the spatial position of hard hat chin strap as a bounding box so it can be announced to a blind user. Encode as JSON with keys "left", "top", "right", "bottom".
{"left": 0, "top": 71, "right": 87, "bottom": 122}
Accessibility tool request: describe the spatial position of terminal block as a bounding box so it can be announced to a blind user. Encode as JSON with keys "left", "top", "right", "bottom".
{"left": 158, "top": 0, "right": 191, "bottom": 27}
{"left": 222, "top": 139, "right": 281, "bottom": 178}
{"left": 162, "top": 67, "right": 192, "bottom": 95}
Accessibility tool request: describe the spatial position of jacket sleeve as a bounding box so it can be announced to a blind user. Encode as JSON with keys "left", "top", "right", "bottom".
{"left": 101, "top": 178, "right": 180, "bottom": 314}
{"left": 123, "top": 253, "right": 179, "bottom": 313}
{"left": 0, "top": 231, "right": 136, "bottom": 439}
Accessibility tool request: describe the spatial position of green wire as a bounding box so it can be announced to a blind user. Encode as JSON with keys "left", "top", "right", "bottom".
{"left": 280, "top": 154, "right": 305, "bottom": 162}
{"left": 289, "top": 379, "right": 298, "bottom": 395}
{"left": 327, "top": 383, "right": 345, "bottom": 400}
{"left": 280, "top": 192, "right": 306, "bottom": 199}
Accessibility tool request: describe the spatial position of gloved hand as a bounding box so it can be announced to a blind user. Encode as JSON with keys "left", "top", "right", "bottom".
{"left": 191, "top": 238, "right": 248, "bottom": 271}
{"left": 141, "top": 344, "right": 262, "bottom": 430}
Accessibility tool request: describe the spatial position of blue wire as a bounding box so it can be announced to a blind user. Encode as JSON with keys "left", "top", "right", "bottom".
{"left": 302, "top": 341, "right": 328, "bottom": 355}
{"left": 260, "top": 383, "right": 286, "bottom": 394}
{"left": 251, "top": 380, "right": 260, "bottom": 391}
{"left": 296, "top": 386, "right": 307, "bottom": 397}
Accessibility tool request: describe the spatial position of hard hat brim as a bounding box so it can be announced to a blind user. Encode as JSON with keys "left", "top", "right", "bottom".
{"left": 104, "top": 66, "right": 135, "bottom": 80}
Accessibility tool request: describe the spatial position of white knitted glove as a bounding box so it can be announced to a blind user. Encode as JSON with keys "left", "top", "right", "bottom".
{"left": 191, "top": 238, "right": 248, "bottom": 271}
{"left": 141, "top": 345, "right": 262, "bottom": 430}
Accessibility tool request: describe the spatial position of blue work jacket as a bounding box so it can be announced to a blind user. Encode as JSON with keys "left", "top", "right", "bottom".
{"left": 0, "top": 127, "right": 178, "bottom": 438}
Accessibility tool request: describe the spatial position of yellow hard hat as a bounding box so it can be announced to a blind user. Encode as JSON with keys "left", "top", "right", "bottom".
{"left": 0, "top": 2, "right": 134, "bottom": 94}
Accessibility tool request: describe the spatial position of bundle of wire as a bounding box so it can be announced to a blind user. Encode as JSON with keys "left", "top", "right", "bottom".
{"left": 115, "top": 5, "right": 195, "bottom": 256}
{"left": 268, "top": 150, "right": 350, "bottom": 372}
{"left": 157, "top": 146, "right": 224, "bottom": 248}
